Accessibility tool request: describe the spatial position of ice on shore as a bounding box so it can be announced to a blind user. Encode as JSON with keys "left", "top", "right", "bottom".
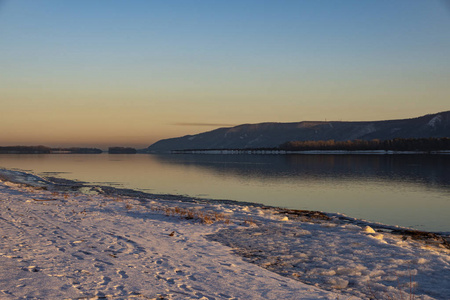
{"left": 0, "top": 169, "right": 449, "bottom": 299}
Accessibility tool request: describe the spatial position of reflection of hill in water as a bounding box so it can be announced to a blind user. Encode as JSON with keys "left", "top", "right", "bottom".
{"left": 152, "top": 154, "right": 450, "bottom": 189}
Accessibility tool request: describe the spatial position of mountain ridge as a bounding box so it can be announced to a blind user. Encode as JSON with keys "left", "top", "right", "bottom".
{"left": 146, "top": 111, "right": 450, "bottom": 152}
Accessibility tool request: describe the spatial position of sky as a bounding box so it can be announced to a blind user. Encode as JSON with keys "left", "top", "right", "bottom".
{"left": 1, "top": 0, "right": 449, "bottom": 149}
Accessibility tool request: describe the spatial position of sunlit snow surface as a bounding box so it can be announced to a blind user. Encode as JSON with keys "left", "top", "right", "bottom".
{"left": 0, "top": 168, "right": 449, "bottom": 299}
{"left": 209, "top": 218, "right": 450, "bottom": 299}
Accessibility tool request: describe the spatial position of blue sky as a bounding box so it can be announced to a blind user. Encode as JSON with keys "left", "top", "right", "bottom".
{"left": 1, "top": 1, "right": 449, "bottom": 147}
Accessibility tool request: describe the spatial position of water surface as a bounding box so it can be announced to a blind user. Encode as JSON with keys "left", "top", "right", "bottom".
{"left": 1, "top": 153, "right": 449, "bottom": 232}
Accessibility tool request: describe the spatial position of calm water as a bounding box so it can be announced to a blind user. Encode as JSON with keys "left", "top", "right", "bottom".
{"left": 1, "top": 153, "right": 449, "bottom": 232}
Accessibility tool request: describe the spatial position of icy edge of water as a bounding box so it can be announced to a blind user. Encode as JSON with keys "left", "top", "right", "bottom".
{"left": 1, "top": 167, "right": 448, "bottom": 239}
{"left": 0, "top": 168, "right": 54, "bottom": 188}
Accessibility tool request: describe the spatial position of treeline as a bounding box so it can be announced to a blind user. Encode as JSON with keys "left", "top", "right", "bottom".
{"left": 279, "top": 138, "right": 450, "bottom": 152}
{"left": 52, "top": 147, "right": 103, "bottom": 154}
{"left": 0, "top": 146, "right": 52, "bottom": 154}
{"left": 0, "top": 146, "right": 103, "bottom": 154}
{"left": 108, "top": 147, "right": 137, "bottom": 154}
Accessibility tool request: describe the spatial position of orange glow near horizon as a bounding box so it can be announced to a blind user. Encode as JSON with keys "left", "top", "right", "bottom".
{"left": 1, "top": 1, "right": 449, "bottom": 148}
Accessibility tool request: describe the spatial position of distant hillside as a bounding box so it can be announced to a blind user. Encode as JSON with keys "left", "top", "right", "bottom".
{"left": 146, "top": 111, "right": 450, "bottom": 153}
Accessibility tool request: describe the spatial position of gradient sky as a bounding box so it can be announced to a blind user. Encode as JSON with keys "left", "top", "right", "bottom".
{"left": 1, "top": 0, "right": 449, "bottom": 149}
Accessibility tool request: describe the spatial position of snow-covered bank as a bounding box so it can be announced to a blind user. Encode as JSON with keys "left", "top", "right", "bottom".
{"left": 0, "top": 169, "right": 449, "bottom": 299}
{"left": 0, "top": 179, "right": 340, "bottom": 300}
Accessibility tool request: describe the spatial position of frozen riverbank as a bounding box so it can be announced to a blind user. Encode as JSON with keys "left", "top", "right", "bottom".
{"left": 0, "top": 169, "right": 449, "bottom": 299}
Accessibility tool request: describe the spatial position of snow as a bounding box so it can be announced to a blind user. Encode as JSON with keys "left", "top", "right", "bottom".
{"left": 362, "top": 226, "right": 376, "bottom": 233}
{"left": 209, "top": 219, "right": 450, "bottom": 299}
{"left": 427, "top": 115, "right": 442, "bottom": 127}
{"left": 0, "top": 169, "right": 449, "bottom": 299}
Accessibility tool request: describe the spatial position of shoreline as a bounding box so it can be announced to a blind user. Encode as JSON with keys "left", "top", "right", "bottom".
{"left": 1, "top": 168, "right": 449, "bottom": 299}
{"left": 2, "top": 167, "right": 449, "bottom": 238}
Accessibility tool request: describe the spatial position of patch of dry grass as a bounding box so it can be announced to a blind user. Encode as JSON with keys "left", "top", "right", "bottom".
{"left": 243, "top": 217, "right": 256, "bottom": 227}
{"left": 151, "top": 205, "right": 230, "bottom": 225}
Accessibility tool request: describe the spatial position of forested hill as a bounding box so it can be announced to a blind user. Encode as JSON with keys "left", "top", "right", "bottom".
{"left": 146, "top": 111, "right": 450, "bottom": 153}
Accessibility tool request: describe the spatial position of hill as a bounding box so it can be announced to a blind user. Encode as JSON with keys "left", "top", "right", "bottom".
{"left": 146, "top": 111, "right": 450, "bottom": 153}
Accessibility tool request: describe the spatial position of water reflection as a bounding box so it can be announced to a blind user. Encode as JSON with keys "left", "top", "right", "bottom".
{"left": 152, "top": 154, "right": 450, "bottom": 190}
{"left": 150, "top": 154, "right": 450, "bottom": 231}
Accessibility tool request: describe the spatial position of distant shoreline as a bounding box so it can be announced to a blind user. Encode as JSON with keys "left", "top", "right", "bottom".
{"left": 170, "top": 149, "right": 450, "bottom": 155}
{"left": 2, "top": 150, "right": 450, "bottom": 155}
{"left": 0, "top": 146, "right": 137, "bottom": 154}
{"left": 2, "top": 149, "right": 450, "bottom": 155}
